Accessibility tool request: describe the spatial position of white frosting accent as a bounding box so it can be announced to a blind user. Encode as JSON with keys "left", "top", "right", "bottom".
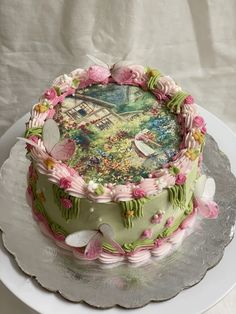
{"left": 53, "top": 74, "right": 73, "bottom": 92}
{"left": 98, "top": 253, "right": 125, "bottom": 264}
{"left": 139, "top": 178, "right": 158, "bottom": 196}
{"left": 70, "top": 68, "right": 89, "bottom": 81}
{"left": 158, "top": 76, "right": 182, "bottom": 96}
{"left": 180, "top": 208, "right": 197, "bottom": 229}
{"left": 112, "top": 185, "right": 133, "bottom": 202}
{"left": 168, "top": 228, "right": 185, "bottom": 245}
{"left": 127, "top": 250, "right": 151, "bottom": 263}
{"left": 151, "top": 242, "right": 172, "bottom": 257}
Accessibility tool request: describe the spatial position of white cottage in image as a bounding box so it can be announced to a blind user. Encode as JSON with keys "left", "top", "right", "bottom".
{"left": 61, "top": 92, "right": 143, "bottom": 131}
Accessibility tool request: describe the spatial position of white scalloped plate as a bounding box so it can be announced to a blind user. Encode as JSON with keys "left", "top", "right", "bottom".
{"left": 0, "top": 107, "right": 236, "bottom": 314}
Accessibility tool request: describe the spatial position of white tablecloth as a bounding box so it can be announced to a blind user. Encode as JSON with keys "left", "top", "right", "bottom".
{"left": 0, "top": 0, "right": 236, "bottom": 312}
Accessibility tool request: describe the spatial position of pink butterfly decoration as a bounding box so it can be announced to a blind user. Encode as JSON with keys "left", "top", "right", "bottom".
{"left": 18, "top": 119, "right": 76, "bottom": 161}
{"left": 194, "top": 175, "right": 219, "bottom": 219}
{"left": 65, "top": 224, "right": 124, "bottom": 260}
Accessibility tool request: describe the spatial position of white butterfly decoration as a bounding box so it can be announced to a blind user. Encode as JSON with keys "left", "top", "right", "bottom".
{"left": 194, "top": 175, "right": 219, "bottom": 218}
{"left": 65, "top": 223, "right": 124, "bottom": 260}
{"left": 86, "top": 54, "right": 110, "bottom": 69}
{"left": 18, "top": 119, "right": 76, "bottom": 161}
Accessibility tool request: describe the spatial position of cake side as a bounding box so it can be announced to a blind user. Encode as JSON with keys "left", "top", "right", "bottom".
{"left": 28, "top": 155, "right": 199, "bottom": 251}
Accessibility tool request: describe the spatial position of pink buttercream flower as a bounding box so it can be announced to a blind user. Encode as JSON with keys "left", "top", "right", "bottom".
{"left": 60, "top": 198, "right": 72, "bottom": 209}
{"left": 154, "top": 239, "right": 164, "bottom": 247}
{"left": 132, "top": 187, "right": 146, "bottom": 199}
{"left": 141, "top": 228, "right": 153, "bottom": 239}
{"left": 88, "top": 65, "right": 110, "bottom": 83}
{"left": 59, "top": 177, "right": 72, "bottom": 189}
{"left": 175, "top": 174, "right": 187, "bottom": 185}
{"left": 165, "top": 216, "right": 174, "bottom": 227}
{"left": 201, "top": 125, "right": 207, "bottom": 134}
{"left": 111, "top": 64, "right": 145, "bottom": 85}
{"left": 193, "top": 116, "right": 205, "bottom": 128}
{"left": 184, "top": 95, "right": 194, "bottom": 104}
{"left": 44, "top": 88, "right": 57, "bottom": 101}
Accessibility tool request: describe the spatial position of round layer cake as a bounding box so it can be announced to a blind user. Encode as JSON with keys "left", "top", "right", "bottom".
{"left": 25, "top": 62, "right": 206, "bottom": 263}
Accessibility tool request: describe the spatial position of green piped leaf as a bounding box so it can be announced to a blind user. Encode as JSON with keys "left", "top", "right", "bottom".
{"left": 123, "top": 238, "right": 154, "bottom": 253}
{"left": 169, "top": 166, "right": 180, "bottom": 176}
{"left": 119, "top": 198, "right": 147, "bottom": 228}
{"left": 71, "top": 78, "right": 80, "bottom": 89}
{"left": 25, "top": 127, "right": 42, "bottom": 138}
{"left": 50, "top": 222, "right": 68, "bottom": 237}
{"left": 94, "top": 184, "right": 104, "bottom": 196}
{"left": 147, "top": 69, "right": 162, "bottom": 90}
{"left": 53, "top": 185, "right": 80, "bottom": 221}
{"left": 166, "top": 91, "right": 188, "bottom": 113}
{"left": 54, "top": 86, "right": 61, "bottom": 96}
{"left": 167, "top": 184, "right": 186, "bottom": 208}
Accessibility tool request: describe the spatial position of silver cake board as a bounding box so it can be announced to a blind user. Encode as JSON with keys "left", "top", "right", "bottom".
{"left": 0, "top": 135, "right": 236, "bottom": 309}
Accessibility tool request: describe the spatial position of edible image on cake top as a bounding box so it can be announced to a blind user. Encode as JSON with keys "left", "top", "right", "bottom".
{"left": 54, "top": 84, "right": 182, "bottom": 184}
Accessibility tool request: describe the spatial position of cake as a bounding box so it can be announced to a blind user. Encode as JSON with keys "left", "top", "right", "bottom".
{"left": 23, "top": 61, "right": 219, "bottom": 264}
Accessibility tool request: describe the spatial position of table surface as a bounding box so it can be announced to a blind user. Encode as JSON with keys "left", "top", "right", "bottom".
{"left": 0, "top": 112, "right": 236, "bottom": 314}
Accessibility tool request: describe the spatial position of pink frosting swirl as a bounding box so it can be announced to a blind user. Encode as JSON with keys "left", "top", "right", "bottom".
{"left": 175, "top": 174, "right": 186, "bottom": 185}
{"left": 111, "top": 64, "right": 145, "bottom": 85}
{"left": 139, "top": 178, "right": 158, "bottom": 195}
{"left": 152, "top": 89, "right": 169, "bottom": 101}
{"left": 184, "top": 95, "right": 194, "bottom": 104}
{"left": 112, "top": 184, "right": 133, "bottom": 202}
{"left": 165, "top": 216, "right": 174, "bottom": 227}
{"left": 201, "top": 125, "right": 207, "bottom": 134}
{"left": 157, "top": 76, "right": 181, "bottom": 96}
{"left": 193, "top": 115, "right": 205, "bottom": 128}
{"left": 132, "top": 186, "right": 146, "bottom": 199}
{"left": 60, "top": 198, "right": 72, "bottom": 209}
{"left": 141, "top": 228, "right": 153, "bottom": 239}
{"left": 44, "top": 88, "right": 57, "bottom": 101}
{"left": 59, "top": 177, "right": 72, "bottom": 189}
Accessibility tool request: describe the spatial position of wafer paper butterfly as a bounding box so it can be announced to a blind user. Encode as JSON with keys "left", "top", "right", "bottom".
{"left": 194, "top": 175, "right": 219, "bottom": 218}
{"left": 86, "top": 54, "right": 138, "bottom": 84}
{"left": 18, "top": 119, "right": 76, "bottom": 161}
{"left": 65, "top": 223, "right": 124, "bottom": 260}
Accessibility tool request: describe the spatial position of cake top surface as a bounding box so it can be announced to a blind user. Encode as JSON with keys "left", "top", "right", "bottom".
{"left": 55, "top": 83, "right": 181, "bottom": 185}
{"left": 24, "top": 60, "right": 206, "bottom": 202}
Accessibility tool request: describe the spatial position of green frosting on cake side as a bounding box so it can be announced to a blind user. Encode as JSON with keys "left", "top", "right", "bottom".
{"left": 28, "top": 156, "right": 199, "bottom": 249}
{"left": 119, "top": 198, "right": 147, "bottom": 228}
{"left": 167, "top": 184, "right": 186, "bottom": 208}
{"left": 53, "top": 185, "right": 80, "bottom": 221}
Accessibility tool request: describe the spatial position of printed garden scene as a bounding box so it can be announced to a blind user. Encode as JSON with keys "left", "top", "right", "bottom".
{"left": 54, "top": 84, "right": 181, "bottom": 184}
